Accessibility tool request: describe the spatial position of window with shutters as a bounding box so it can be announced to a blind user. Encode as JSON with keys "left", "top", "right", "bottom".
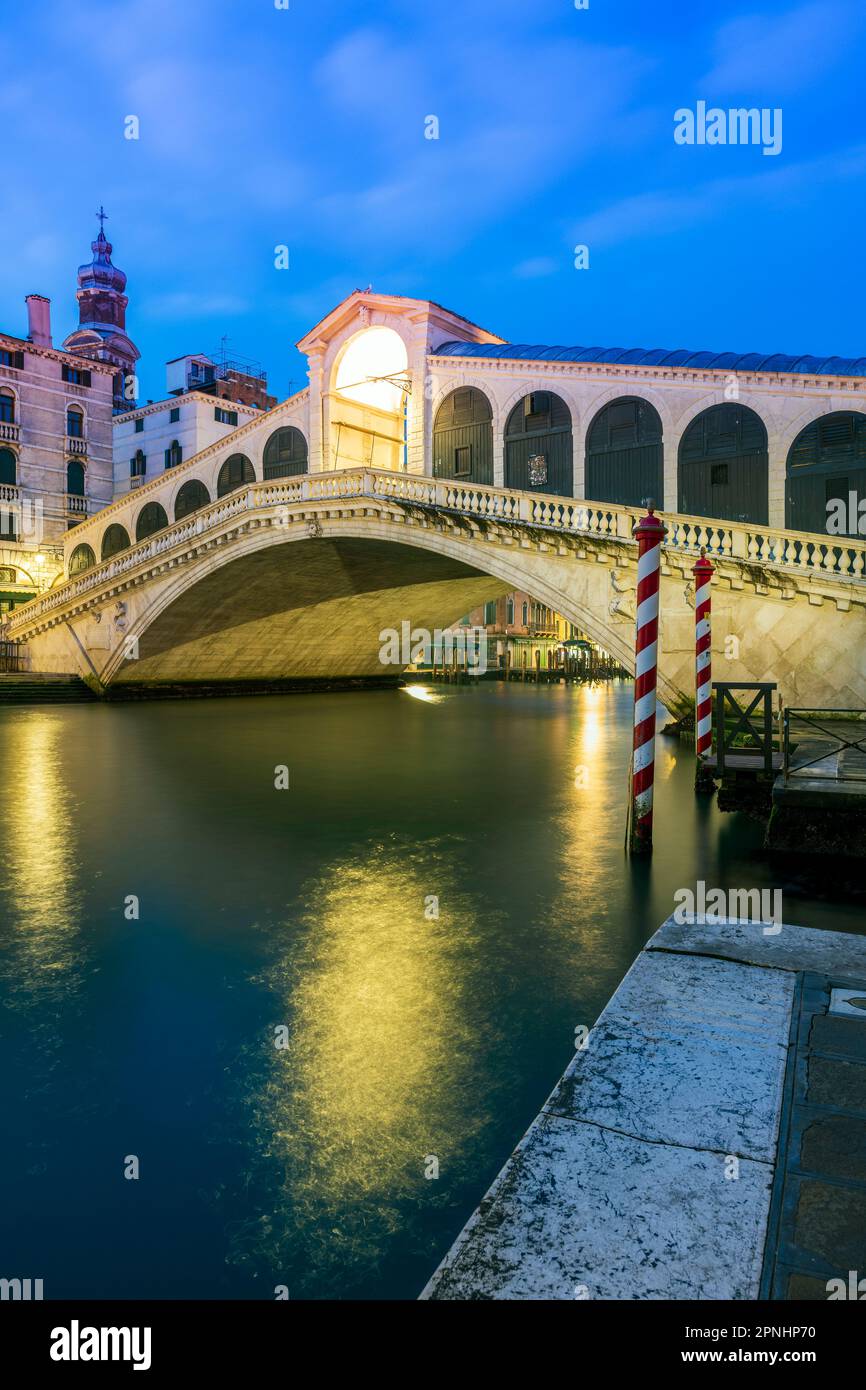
{"left": 130, "top": 450, "right": 146, "bottom": 478}
{"left": 0, "top": 390, "right": 14, "bottom": 424}
{"left": 454, "top": 445, "right": 471, "bottom": 476}
{"left": 0, "top": 349, "right": 23, "bottom": 369}
{"left": 62, "top": 365, "right": 91, "bottom": 387}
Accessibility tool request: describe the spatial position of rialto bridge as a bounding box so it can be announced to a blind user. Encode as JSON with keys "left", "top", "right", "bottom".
{"left": 5, "top": 291, "right": 866, "bottom": 710}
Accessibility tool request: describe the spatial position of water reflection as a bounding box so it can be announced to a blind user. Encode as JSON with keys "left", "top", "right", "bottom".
{"left": 235, "top": 845, "right": 484, "bottom": 1294}
{"left": 1, "top": 685, "right": 864, "bottom": 1300}
{"left": 0, "top": 712, "right": 84, "bottom": 1016}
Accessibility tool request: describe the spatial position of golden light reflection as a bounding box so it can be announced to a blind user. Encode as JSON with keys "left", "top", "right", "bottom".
{"left": 554, "top": 684, "right": 627, "bottom": 921}
{"left": 243, "top": 849, "right": 482, "bottom": 1289}
{"left": 401, "top": 684, "right": 443, "bottom": 704}
{"left": 0, "top": 712, "right": 83, "bottom": 1008}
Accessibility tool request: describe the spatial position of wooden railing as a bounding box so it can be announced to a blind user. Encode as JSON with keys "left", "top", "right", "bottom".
{"left": 9, "top": 468, "right": 866, "bottom": 635}
{"left": 713, "top": 682, "right": 778, "bottom": 774}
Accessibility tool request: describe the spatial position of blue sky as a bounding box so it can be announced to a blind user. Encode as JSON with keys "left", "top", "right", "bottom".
{"left": 2, "top": 0, "right": 865, "bottom": 401}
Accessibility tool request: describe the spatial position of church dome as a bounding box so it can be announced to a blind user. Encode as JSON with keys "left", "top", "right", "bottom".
{"left": 77, "top": 229, "right": 127, "bottom": 295}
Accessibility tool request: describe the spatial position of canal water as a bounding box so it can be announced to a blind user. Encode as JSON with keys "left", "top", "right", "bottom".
{"left": 1, "top": 682, "right": 863, "bottom": 1300}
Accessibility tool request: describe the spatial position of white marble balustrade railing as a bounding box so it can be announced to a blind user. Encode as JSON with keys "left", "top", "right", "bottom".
{"left": 10, "top": 468, "right": 866, "bottom": 632}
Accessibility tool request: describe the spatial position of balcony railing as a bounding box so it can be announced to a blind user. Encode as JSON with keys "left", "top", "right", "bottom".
{"left": 66, "top": 436, "right": 87, "bottom": 455}
{"left": 0, "top": 482, "right": 20, "bottom": 503}
{"left": 0, "top": 421, "right": 19, "bottom": 443}
{"left": 66, "top": 493, "right": 88, "bottom": 515}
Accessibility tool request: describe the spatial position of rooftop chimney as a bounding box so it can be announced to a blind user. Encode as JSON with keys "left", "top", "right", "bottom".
{"left": 25, "top": 294, "right": 52, "bottom": 347}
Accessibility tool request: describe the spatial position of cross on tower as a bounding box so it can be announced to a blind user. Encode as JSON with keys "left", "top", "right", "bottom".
{"left": 96, "top": 205, "right": 108, "bottom": 232}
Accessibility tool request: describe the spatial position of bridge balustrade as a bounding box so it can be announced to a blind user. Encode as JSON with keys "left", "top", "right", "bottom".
{"left": 7, "top": 467, "right": 866, "bottom": 637}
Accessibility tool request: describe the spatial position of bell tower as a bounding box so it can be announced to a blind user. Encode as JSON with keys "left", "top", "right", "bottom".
{"left": 62, "top": 208, "right": 141, "bottom": 410}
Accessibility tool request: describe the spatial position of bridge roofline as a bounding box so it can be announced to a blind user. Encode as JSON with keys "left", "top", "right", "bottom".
{"left": 430, "top": 342, "right": 866, "bottom": 391}
{"left": 296, "top": 290, "right": 504, "bottom": 354}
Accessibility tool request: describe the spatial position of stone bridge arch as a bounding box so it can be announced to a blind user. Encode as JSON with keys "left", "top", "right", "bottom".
{"left": 95, "top": 517, "right": 652, "bottom": 697}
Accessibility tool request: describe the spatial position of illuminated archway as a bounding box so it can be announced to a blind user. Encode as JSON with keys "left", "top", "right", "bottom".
{"left": 331, "top": 327, "right": 410, "bottom": 471}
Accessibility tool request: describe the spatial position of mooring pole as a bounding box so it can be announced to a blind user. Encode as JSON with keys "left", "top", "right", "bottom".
{"left": 693, "top": 548, "right": 715, "bottom": 792}
{"left": 629, "top": 503, "right": 667, "bottom": 854}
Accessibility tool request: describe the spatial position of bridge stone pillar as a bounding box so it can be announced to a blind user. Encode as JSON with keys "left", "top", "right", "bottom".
{"left": 572, "top": 416, "right": 587, "bottom": 499}
{"left": 767, "top": 433, "right": 786, "bottom": 529}
{"left": 305, "top": 346, "right": 326, "bottom": 472}
{"left": 405, "top": 325, "right": 429, "bottom": 474}
{"left": 662, "top": 436, "right": 679, "bottom": 513}
{"left": 493, "top": 409, "right": 505, "bottom": 487}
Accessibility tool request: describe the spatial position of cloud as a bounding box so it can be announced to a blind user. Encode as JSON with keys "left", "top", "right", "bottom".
{"left": 513, "top": 257, "right": 561, "bottom": 279}
{"left": 309, "top": 28, "right": 652, "bottom": 252}
{"left": 577, "top": 143, "right": 866, "bottom": 246}
{"left": 701, "top": 1, "right": 863, "bottom": 95}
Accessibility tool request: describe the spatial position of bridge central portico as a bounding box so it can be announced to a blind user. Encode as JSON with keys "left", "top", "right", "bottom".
{"left": 7, "top": 466, "right": 866, "bottom": 711}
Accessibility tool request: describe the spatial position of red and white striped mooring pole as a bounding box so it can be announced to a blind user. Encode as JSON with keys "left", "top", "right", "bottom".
{"left": 629, "top": 504, "right": 667, "bottom": 854}
{"left": 693, "top": 547, "right": 715, "bottom": 790}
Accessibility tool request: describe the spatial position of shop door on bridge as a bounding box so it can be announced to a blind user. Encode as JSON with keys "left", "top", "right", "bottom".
{"left": 433, "top": 388, "right": 493, "bottom": 485}
{"left": 786, "top": 411, "right": 866, "bottom": 536}
{"left": 504, "top": 392, "right": 573, "bottom": 496}
{"left": 585, "top": 397, "right": 663, "bottom": 507}
{"left": 678, "top": 404, "right": 768, "bottom": 525}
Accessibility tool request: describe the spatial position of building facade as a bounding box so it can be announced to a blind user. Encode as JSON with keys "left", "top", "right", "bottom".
{"left": 289, "top": 291, "right": 866, "bottom": 537}
{"left": 112, "top": 391, "right": 263, "bottom": 500}
{"left": 9, "top": 287, "right": 866, "bottom": 617}
{"left": 0, "top": 295, "right": 114, "bottom": 611}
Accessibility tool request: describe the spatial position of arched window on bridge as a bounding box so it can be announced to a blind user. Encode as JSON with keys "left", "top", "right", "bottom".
{"left": 263, "top": 427, "right": 308, "bottom": 480}
{"left": 175, "top": 479, "right": 210, "bottom": 520}
{"left": 217, "top": 453, "right": 255, "bottom": 497}
{"left": 69, "top": 543, "right": 96, "bottom": 575}
{"left": 136, "top": 502, "right": 169, "bottom": 541}
{"left": 786, "top": 412, "right": 866, "bottom": 536}
{"left": 504, "top": 392, "right": 573, "bottom": 495}
{"left": 586, "top": 397, "right": 663, "bottom": 508}
{"left": 678, "top": 404, "right": 768, "bottom": 525}
{"left": 433, "top": 388, "right": 493, "bottom": 485}
{"left": 101, "top": 523, "right": 131, "bottom": 560}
